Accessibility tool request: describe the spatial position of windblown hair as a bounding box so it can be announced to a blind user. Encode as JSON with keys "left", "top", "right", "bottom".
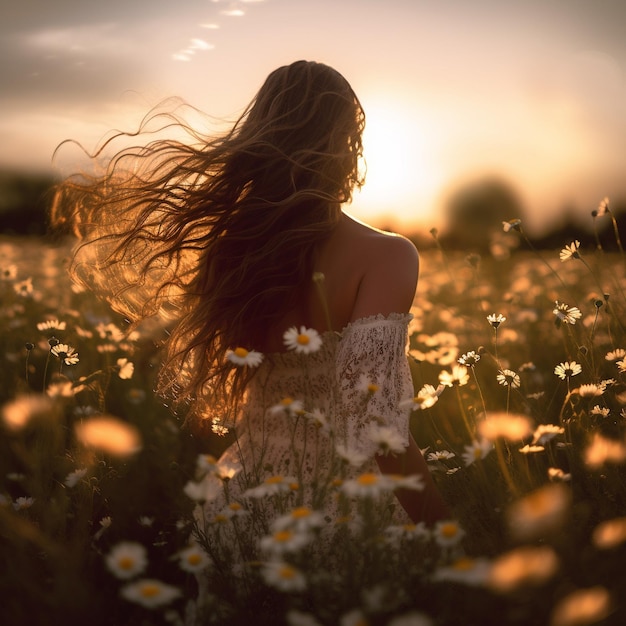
{"left": 51, "top": 60, "right": 365, "bottom": 422}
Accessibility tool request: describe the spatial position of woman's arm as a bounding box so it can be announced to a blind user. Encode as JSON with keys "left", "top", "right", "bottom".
{"left": 376, "top": 433, "right": 451, "bottom": 525}
{"left": 351, "top": 233, "right": 451, "bottom": 525}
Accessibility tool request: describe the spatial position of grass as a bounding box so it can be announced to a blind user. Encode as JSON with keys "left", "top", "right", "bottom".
{"left": 1, "top": 212, "right": 626, "bottom": 626}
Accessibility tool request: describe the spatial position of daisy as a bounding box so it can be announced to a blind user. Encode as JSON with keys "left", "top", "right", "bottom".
{"left": 12, "top": 496, "right": 35, "bottom": 511}
{"left": 433, "top": 556, "right": 491, "bottom": 586}
{"left": 617, "top": 359, "right": 626, "bottom": 373}
{"left": 184, "top": 474, "right": 222, "bottom": 503}
{"left": 272, "top": 506, "right": 326, "bottom": 533}
{"left": 389, "top": 474, "right": 425, "bottom": 491}
{"left": 532, "top": 424, "right": 564, "bottom": 445}
{"left": 50, "top": 343, "right": 80, "bottom": 366}
{"left": 75, "top": 416, "right": 142, "bottom": 457}
{"left": 335, "top": 443, "right": 369, "bottom": 468}
{"left": 269, "top": 397, "right": 305, "bottom": 417}
{"left": 385, "top": 522, "right": 430, "bottom": 542}
{"left": 559, "top": 240, "right": 581, "bottom": 262}
{"left": 245, "top": 475, "right": 299, "bottom": 499}
{"left": 227, "top": 347, "right": 264, "bottom": 367}
{"left": 37, "top": 319, "right": 66, "bottom": 332}
{"left": 553, "top": 301, "right": 582, "bottom": 326}
{"left": 366, "top": 423, "right": 406, "bottom": 456}
{"left": 576, "top": 383, "right": 604, "bottom": 398}
{"left": 177, "top": 543, "right": 211, "bottom": 573}
{"left": 433, "top": 520, "right": 465, "bottom": 548}
{"left": 95, "top": 322, "right": 124, "bottom": 343}
{"left": 554, "top": 361, "right": 582, "bottom": 380}
{"left": 458, "top": 351, "right": 480, "bottom": 366}
{"left": 438, "top": 365, "right": 469, "bottom": 387}
{"left": 116, "top": 358, "right": 134, "bottom": 380}
{"left": 487, "top": 313, "right": 506, "bottom": 328}
{"left": 591, "top": 405, "right": 610, "bottom": 417}
{"left": 358, "top": 374, "right": 380, "bottom": 395}
{"left": 105, "top": 542, "right": 148, "bottom": 579}
{"left": 120, "top": 579, "right": 181, "bottom": 609}
{"left": 261, "top": 561, "right": 307, "bottom": 592}
{"left": 400, "top": 384, "right": 444, "bottom": 411}
{"left": 462, "top": 439, "right": 493, "bottom": 466}
{"left": 341, "top": 472, "right": 393, "bottom": 498}
{"left": 283, "top": 326, "right": 322, "bottom": 354}
{"left": 605, "top": 348, "right": 626, "bottom": 362}
{"left": 64, "top": 467, "right": 88, "bottom": 488}
{"left": 260, "top": 528, "right": 311, "bottom": 555}
{"left": 427, "top": 450, "right": 456, "bottom": 462}
{"left": 14, "top": 277, "right": 33, "bottom": 297}
{"left": 497, "top": 369, "right": 521, "bottom": 388}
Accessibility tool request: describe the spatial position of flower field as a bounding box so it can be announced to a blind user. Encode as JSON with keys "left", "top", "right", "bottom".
{"left": 1, "top": 209, "right": 626, "bottom": 626}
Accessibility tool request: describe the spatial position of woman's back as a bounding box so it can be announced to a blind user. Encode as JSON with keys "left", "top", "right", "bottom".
{"left": 260, "top": 212, "right": 419, "bottom": 353}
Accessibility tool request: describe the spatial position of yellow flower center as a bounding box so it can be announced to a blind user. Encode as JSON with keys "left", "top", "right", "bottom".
{"left": 214, "top": 514, "right": 228, "bottom": 523}
{"left": 367, "top": 383, "right": 379, "bottom": 393}
{"left": 274, "top": 530, "right": 293, "bottom": 543}
{"left": 291, "top": 506, "right": 311, "bottom": 519}
{"left": 279, "top": 565, "right": 296, "bottom": 579}
{"left": 118, "top": 557, "right": 135, "bottom": 570}
{"left": 296, "top": 334, "right": 310, "bottom": 345}
{"left": 357, "top": 473, "right": 379, "bottom": 486}
{"left": 452, "top": 557, "right": 475, "bottom": 571}
{"left": 228, "top": 502, "right": 242, "bottom": 511}
{"left": 473, "top": 448, "right": 483, "bottom": 459}
{"left": 140, "top": 584, "right": 160, "bottom": 598}
{"left": 234, "top": 347, "right": 249, "bottom": 358}
{"left": 187, "top": 553, "right": 202, "bottom": 565}
{"left": 266, "top": 475, "right": 284, "bottom": 485}
{"left": 289, "top": 482, "right": 299, "bottom": 491}
{"left": 440, "top": 522, "right": 459, "bottom": 538}
{"left": 280, "top": 397, "right": 294, "bottom": 406}
{"left": 403, "top": 524, "right": 417, "bottom": 532}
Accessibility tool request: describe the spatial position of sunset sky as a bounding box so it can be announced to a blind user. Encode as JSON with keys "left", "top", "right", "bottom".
{"left": 2, "top": 0, "right": 626, "bottom": 234}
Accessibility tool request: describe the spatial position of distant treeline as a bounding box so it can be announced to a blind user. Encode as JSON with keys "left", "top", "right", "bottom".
{"left": 1, "top": 170, "right": 624, "bottom": 252}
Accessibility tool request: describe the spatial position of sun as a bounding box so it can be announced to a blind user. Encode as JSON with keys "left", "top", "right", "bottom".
{"left": 352, "top": 97, "right": 439, "bottom": 227}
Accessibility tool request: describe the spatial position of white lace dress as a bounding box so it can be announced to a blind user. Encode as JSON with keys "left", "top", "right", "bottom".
{"left": 199, "top": 313, "right": 415, "bottom": 530}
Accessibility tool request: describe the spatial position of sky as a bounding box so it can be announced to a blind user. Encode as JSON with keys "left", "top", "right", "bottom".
{"left": 2, "top": 0, "right": 626, "bottom": 234}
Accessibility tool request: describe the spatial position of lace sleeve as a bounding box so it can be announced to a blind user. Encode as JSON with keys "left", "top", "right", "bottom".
{"left": 334, "top": 313, "right": 414, "bottom": 458}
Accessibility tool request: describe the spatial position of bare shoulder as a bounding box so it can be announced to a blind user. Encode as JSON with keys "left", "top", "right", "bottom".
{"left": 343, "top": 215, "right": 419, "bottom": 321}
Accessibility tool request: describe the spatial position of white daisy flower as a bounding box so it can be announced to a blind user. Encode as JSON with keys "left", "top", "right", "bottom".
{"left": 559, "top": 240, "right": 581, "bottom": 262}
{"left": 554, "top": 361, "right": 582, "bottom": 379}
{"left": 105, "top": 542, "right": 148, "bottom": 579}
{"left": 37, "top": 319, "right": 67, "bottom": 332}
{"left": 433, "top": 520, "right": 465, "bottom": 548}
{"left": 487, "top": 313, "right": 506, "bottom": 328}
{"left": 400, "top": 384, "right": 444, "bottom": 410}
{"left": 260, "top": 527, "right": 311, "bottom": 556}
{"left": 226, "top": 347, "right": 264, "bottom": 367}
{"left": 532, "top": 424, "right": 564, "bottom": 445}
{"left": 497, "top": 369, "right": 521, "bottom": 388}
{"left": 120, "top": 578, "right": 181, "bottom": 609}
{"left": 261, "top": 561, "right": 307, "bottom": 592}
{"left": 245, "top": 475, "right": 299, "bottom": 499}
{"left": 553, "top": 301, "right": 582, "bottom": 326}
{"left": 269, "top": 397, "right": 305, "bottom": 417}
{"left": 439, "top": 365, "right": 469, "bottom": 387}
{"left": 64, "top": 467, "right": 88, "bottom": 488}
{"left": 462, "top": 439, "right": 493, "bottom": 466}
{"left": 427, "top": 450, "right": 456, "bottom": 462}
{"left": 283, "top": 326, "right": 323, "bottom": 354}
{"left": 50, "top": 343, "right": 79, "bottom": 366}
{"left": 341, "top": 472, "right": 394, "bottom": 498}
{"left": 366, "top": 423, "right": 406, "bottom": 456}
{"left": 177, "top": 543, "right": 211, "bottom": 573}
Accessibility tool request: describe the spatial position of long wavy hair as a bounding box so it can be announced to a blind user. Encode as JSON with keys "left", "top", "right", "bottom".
{"left": 51, "top": 60, "right": 366, "bottom": 422}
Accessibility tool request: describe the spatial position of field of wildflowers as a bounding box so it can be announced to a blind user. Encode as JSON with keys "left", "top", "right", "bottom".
{"left": 1, "top": 201, "right": 626, "bottom": 626}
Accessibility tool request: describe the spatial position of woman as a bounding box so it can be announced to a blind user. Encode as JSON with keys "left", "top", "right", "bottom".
{"left": 52, "top": 59, "right": 449, "bottom": 577}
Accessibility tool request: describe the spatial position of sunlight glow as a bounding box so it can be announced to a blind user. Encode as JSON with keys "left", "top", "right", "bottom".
{"left": 354, "top": 98, "right": 443, "bottom": 226}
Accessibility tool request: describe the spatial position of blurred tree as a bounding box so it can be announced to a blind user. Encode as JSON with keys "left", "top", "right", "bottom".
{"left": 0, "top": 170, "right": 56, "bottom": 236}
{"left": 439, "top": 177, "right": 526, "bottom": 252}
